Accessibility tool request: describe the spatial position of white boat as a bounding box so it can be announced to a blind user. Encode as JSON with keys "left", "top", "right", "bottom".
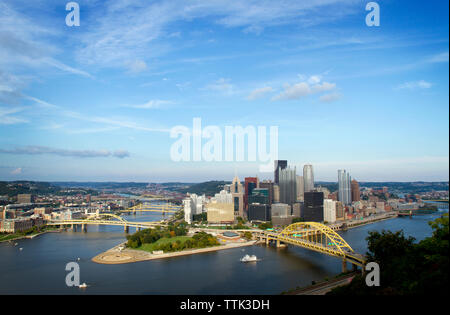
{"left": 79, "top": 283, "right": 88, "bottom": 288}
{"left": 19, "top": 248, "right": 23, "bottom": 251}
{"left": 77, "top": 258, "right": 81, "bottom": 261}
{"left": 240, "top": 254, "right": 259, "bottom": 262}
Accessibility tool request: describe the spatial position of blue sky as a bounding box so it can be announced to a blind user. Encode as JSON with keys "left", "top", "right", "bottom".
{"left": 0, "top": 0, "right": 448, "bottom": 182}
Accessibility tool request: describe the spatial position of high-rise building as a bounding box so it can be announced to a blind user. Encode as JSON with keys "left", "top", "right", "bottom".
{"left": 274, "top": 160, "right": 287, "bottom": 184}
{"left": 260, "top": 180, "right": 274, "bottom": 205}
{"left": 323, "top": 199, "right": 337, "bottom": 223}
{"left": 296, "top": 175, "right": 304, "bottom": 201}
{"left": 244, "top": 177, "right": 259, "bottom": 210}
{"left": 336, "top": 201, "right": 344, "bottom": 220}
{"left": 338, "top": 169, "right": 352, "bottom": 205}
{"left": 279, "top": 166, "right": 297, "bottom": 206}
{"left": 273, "top": 185, "right": 280, "bottom": 203}
{"left": 248, "top": 188, "right": 269, "bottom": 205}
{"left": 303, "top": 164, "right": 315, "bottom": 192}
{"left": 230, "top": 176, "right": 244, "bottom": 218}
{"left": 351, "top": 179, "right": 360, "bottom": 202}
{"left": 248, "top": 204, "right": 271, "bottom": 222}
{"left": 303, "top": 191, "right": 324, "bottom": 222}
{"left": 206, "top": 202, "right": 234, "bottom": 224}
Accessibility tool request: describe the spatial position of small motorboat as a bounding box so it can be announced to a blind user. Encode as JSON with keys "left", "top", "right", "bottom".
{"left": 19, "top": 248, "right": 23, "bottom": 251}
{"left": 79, "top": 283, "right": 88, "bottom": 288}
{"left": 77, "top": 257, "right": 81, "bottom": 261}
{"left": 240, "top": 254, "right": 259, "bottom": 262}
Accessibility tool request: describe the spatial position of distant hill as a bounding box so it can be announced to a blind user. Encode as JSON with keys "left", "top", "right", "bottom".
{"left": 174, "top": 181, "right": 230, "bottom": 196}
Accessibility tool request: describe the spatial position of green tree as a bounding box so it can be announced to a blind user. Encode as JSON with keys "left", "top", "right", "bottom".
{"left": 328, "top": 214, "right": 449, "bottom": 295}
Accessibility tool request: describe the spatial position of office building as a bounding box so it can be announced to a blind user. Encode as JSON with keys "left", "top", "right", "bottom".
{"left": 279, "top": 166, "right": 297, "bottom": 206}
{"left": 248, "top": 204, "right": 271, "bottom": 222}
{"left": 296, "top": 175, "right": 304, "bottom": 201}
{"left": 244, "top": 177, "right": 259, "bottom": 210}
{"left": 303, "top": 164, "right": 315, "bottom": 192}
{"left": 273, "top": 185, "right": 280, "bottom": 203}
{"left": 206, "top": 202, "right": 234, "bottom": 224}
{"left": 248, "top": 188, "right": 269, "bottom": 205}
{"left": 336, "top": 201, "right": 345, "bottom": 220}
{"left": 324, "top": 199, "right": 337, "bottom": 223}
{"left": 338, "top": 169, "right": 352, "bottom": 205}
{"left": 351, "top": 179, "right": 360, "bottom": 202}
{"left": 213, "top": 190, "right": 233, "bottom": 204}
{"left": 303, "top": 191, "right": 324, "bottom": 222}
{"left": 274, "top": 160, "right": 288, "bottom": 184}
{"left": 271, "top": 203, "right": 290, "bottom": 217}
{"left": 230, "top": 176, "right": 244, "bottom": 218}
{"left": 260, "top": 180, "right": 274, "bottom": 205}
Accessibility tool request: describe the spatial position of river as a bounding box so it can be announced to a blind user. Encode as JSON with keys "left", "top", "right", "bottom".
{"left": 0, "top": 209, "right": 447, "bottom": 295}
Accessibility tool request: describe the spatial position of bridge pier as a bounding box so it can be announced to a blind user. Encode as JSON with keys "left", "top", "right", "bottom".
{"left": 342, "top": 259, "right": 348, "bottom": 273}
{"left": 124, "top": 225, "right": 129, "bottom": 233}
{"left": 82, "top": 224, "right": 87, "bottom": 232}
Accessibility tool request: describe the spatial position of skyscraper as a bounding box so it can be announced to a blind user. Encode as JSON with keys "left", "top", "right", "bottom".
{"left": 244, "top": 177, "right": 259, "bottom": 210}
{"left": 279, "top": 166, "right": 297, "bottom": 206}
{"left": 274, "top": 160, "right": 287, "bottom": 184}
{"left": 296, "top": 175, "right": 304, "bottom": 201}
{"left": 231, "top": 176, "right": 244, "bottom": 219}
{"left": 303, "top": 191, "right": 324, "bottom": 222}
{"left": 260, "top": 180, "right": 274, "bottom": 205}
{"left": 338, "top": 169, "right": 352, "bottom": 205}
{"left": 303, "top": 164, "right": 314, "bottom": 192}
{"left": 351, "top": 179, "right": 360, "bottom": 202}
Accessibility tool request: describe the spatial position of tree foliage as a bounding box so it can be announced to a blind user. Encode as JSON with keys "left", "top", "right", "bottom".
{"left": 328, "top": 214, "right": 449, "bottom": 295}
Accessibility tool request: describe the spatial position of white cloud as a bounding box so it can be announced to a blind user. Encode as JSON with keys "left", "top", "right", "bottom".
{"left": 396, "top": 80, "right": 432, "bottom": 90}
{"left": 203, "top": 78, "right": 234, "bottom": 95}
{"left": 246, "top": 86, "right": 273, "bottom": 100}
{"left": 10, "top": 168, "right": 22, "bottom": 175}
{"left": 272, "top": 75, "right": 338, "bottom": 101}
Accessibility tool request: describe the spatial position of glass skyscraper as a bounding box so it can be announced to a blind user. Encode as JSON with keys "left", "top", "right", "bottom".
{"left": 338, "top": 169, "right": 352, "bottom": 205}
{"left": 279, "top": 166, "right": 297, "bottom": 206}
{"left": 303, "top": 164, "right": 314, "bottom": 193}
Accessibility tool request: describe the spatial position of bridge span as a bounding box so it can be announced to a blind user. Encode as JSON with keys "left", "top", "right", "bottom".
{"left": 257, "top": 222, "right": 366, "bottom": 273}
{"left": 47, "top": 213, "right": 167, "bottom": 233}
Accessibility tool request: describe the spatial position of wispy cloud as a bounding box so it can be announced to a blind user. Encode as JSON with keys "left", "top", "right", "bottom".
{"left": 272, "top": 75, "right": 338, "bottom": 101}
{"left": 0, "top": 106, "right": 28, "bottom": 125}
{"left": 122, "top": 99, "right": 173, "bottom": 109}
{"left": 0, "top": 146, "right": 130, "bottom": 159}
{"left": 247, "top": 86, "right": 273, "bottom": 100}
{"left": 202, "top": 78, "right": 235, "bottom": 95}
{"left": 395, "top": 80, "right": 432, "bottom": 90}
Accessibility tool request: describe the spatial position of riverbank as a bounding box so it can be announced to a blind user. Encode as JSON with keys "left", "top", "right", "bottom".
{"left": 92, "top": 239, "right": 257, "bottom": 264}
{"left": 0, "top": 228, "right": 62, "bottom": 243}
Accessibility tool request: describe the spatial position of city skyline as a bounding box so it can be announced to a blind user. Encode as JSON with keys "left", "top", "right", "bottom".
{"left": 0, "top": 0, "right": 449, "bottom": 182}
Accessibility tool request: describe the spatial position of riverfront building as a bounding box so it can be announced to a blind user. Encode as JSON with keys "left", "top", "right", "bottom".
{"left": 303, "top": 191, "right": 324, "bottom": 222}
{"left": 206, "top": 202, "right": 234, "bottom": 224}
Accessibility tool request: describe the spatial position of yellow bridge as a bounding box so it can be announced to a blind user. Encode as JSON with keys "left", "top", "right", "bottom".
{"left": 119, "top": 203, "right": 181, "bottom": 214}
{"left": 47, "top": 213, "right": 166, "bottom": 232}
{"left": 258, "top": 222, "right": 366, "bottom": 272}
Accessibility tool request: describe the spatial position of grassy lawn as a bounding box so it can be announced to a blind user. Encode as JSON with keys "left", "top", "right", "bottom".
{"left": 138, "top": 236, "right": 191, "bottom": 252}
